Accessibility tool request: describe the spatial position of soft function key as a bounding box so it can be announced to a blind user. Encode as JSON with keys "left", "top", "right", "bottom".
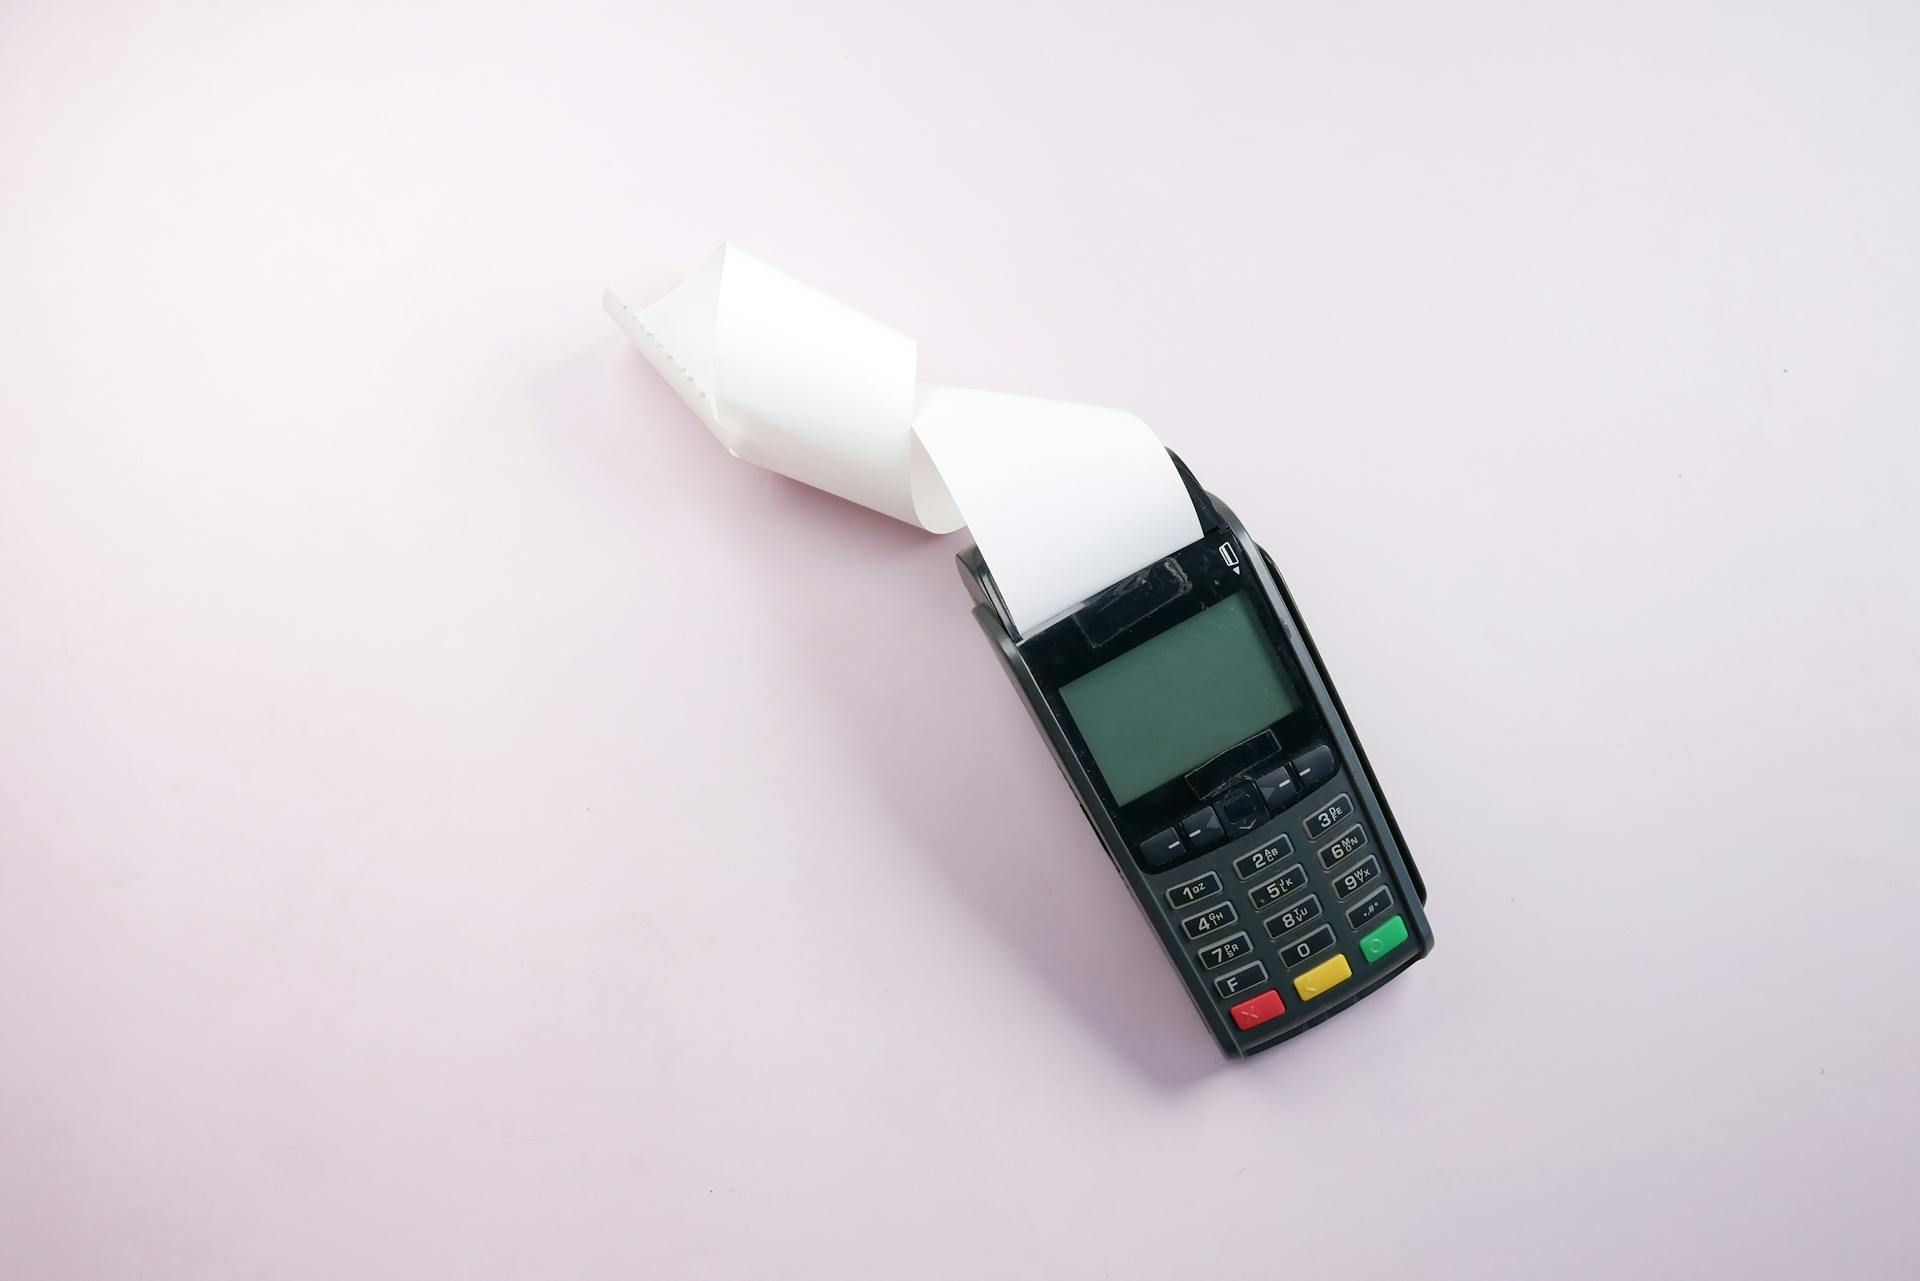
{"left": 1254, "top": 765, "right": 1299, "bottom": 814}
{"left": 1178, "top": 806, "right": 1225, "bottom": 854}
{"left": 1138, "top": 827, "right": 1187, "bottom": 870}
{"left": 1289, "top": 744, "right": 1336, "bottom": 790}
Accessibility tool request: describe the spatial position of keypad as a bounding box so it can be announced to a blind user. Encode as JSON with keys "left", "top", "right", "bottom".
{"left": 1197, "top": 932, "right": 1254, "bottom": 971}
{"left": 1213, "top": 961, "right": 1269, "bottom": 999}
{"left": 1315, "top": 823, "right": 1369, "bottom": 869}
{"left": 1264, "top": 894, "right": 1323, "bottom": 939}
{"left": 1143, "top": 762, "right": 1416, "bottom": 1036}
{"left": 1345, "top": 887, "right": 1395, "bottom": 931}
{"left": 1233, "top": 837, "right": 1293, "bottom": 880}
{"left": 1247, "top": 863, "right": 1308, "bottom": 910}
{"left": 1330, "top": 855, "right": 1382, "bottom": 901}
{"left": 1165, "top": 871, "right": 1222, "bottom": 909}
{"left": 1275, "top": 924, "right": 1338, "bottom": 971}
{"left": 1180, "top": 901, "right": 1238, "bottom": 940}
{"left": 1303, "top": 792, "right": 1355, "bottom": 841}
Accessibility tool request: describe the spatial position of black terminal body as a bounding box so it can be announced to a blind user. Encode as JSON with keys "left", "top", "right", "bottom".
{"left": 957, "top": 454, "right": 1432, "bottom": 1058}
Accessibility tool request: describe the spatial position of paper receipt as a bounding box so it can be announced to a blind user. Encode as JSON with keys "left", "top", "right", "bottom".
{"left": 605, "top": 245, "right": 1201, "bottom": 634}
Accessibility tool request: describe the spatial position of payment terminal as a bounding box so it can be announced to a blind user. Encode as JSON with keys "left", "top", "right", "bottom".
{"left": 960, "top": 455, "right": 1432, "bottom": 1057}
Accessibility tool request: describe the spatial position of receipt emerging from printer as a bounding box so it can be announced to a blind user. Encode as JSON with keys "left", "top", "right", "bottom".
{"left": 604, "top": 245, "right": 1201, "bottom": 634}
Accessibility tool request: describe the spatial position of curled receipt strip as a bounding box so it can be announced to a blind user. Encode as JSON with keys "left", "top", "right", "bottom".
{"left": 604, "top": 245, "right": 1201, "bottom": 635}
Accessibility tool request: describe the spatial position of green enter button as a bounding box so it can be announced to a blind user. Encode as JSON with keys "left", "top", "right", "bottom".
{"left": 1358, "top": 914, "right": 1409, "bottom": 963}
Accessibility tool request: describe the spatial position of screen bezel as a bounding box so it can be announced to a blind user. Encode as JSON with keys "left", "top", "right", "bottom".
{"left": 1022, "top": 530, "right": 1329, "bottom": 848}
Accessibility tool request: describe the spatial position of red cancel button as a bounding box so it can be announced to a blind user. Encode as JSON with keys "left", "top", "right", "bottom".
{"left": 1229, "top": 989, "right": 1285, "bottom": 1030}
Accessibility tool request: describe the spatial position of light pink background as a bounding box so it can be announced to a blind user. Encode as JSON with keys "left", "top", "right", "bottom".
{"left": 3, "top": 3, "right": 1917, "bottom": 1277}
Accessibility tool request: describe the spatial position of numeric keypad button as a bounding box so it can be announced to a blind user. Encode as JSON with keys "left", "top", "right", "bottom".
{"left": 1165, "top": 872, "right": 1222, "bottom": 909}
{"left": 1233, "top": 837, "right": 1293, "bottom": 881}
{"left": 1247, "top": 863, "right": 1308, "bottom": 911}
{"left": 1196, "top": 932, "right": 1254, "bottom": 971}
{"left": 1264, "top": 894, "right": 1323, "bottom": 939}
{"left": 1315, "top": 823, "right": 1369, "bottom": 869}
{"left": 1331, "top": 855, "right": 1382, "bottom": 901}
{"left": 1303, "top": 792, "right": 1355, "bottom": 841}
{"left": 1276, "top": 924, "right": 1338, "bottom": 971}
{"left": 1180, "top": 902, "right": 1238, "bottom": 940}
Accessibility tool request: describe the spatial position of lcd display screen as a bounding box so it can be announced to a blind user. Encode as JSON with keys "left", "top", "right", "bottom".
{"left": 1059, "top": 593, "right": 1300, "bottom": 805}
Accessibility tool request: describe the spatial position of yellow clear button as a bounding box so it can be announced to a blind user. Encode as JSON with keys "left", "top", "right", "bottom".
{"left": 1292, "top": 952, "right": 1353, "bottom": 1002}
